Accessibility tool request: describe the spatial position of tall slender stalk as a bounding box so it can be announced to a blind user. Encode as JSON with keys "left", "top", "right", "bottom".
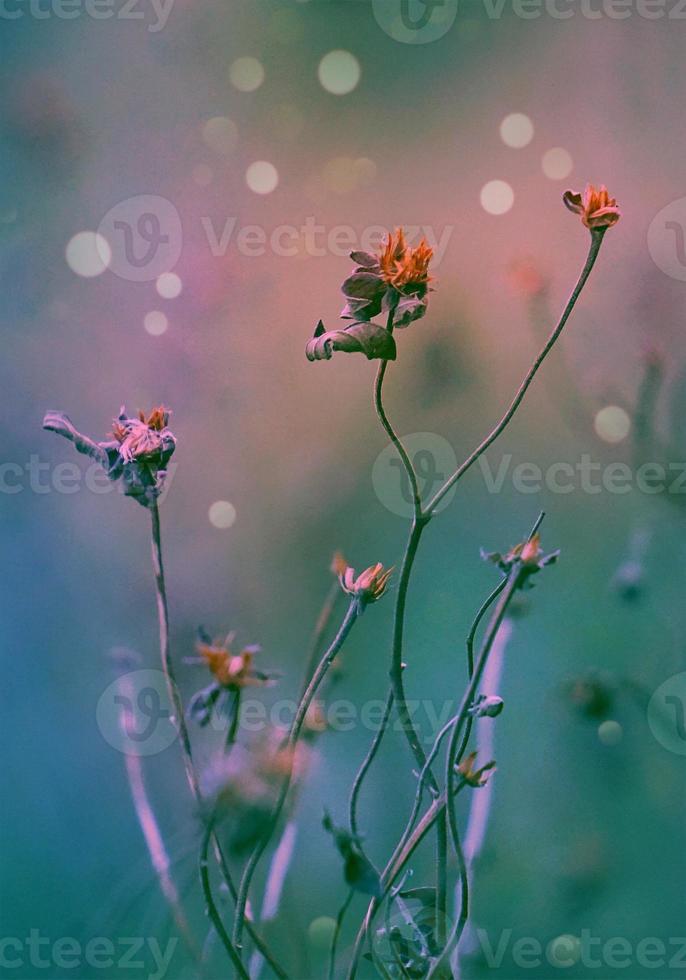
{"left": 232, "top": 600, "right": 361, "bottom": 953}
{"left": 117, "top": 671, "right": 199, "bottom": 960}
{"left": 199, "top": 822, "right": 251, "bottom": 980}
{"left": 350, "top": 230, "right": 606, "bottom": 976}
{"left": 425, "top": 229, "right": 606, "bottom": 516}
{"left": 149, "top": 502, "right": 288, "bottom": 979}
{"left": 150, "top": 501, "right": 199, "bottom": 797}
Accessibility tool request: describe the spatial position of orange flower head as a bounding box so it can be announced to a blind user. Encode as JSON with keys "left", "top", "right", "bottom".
{"left": 379, "top": 228, "right": 433, "bottom": 289}
{"left": 563, "top": 184, "right": 621, "bottom": 230}
{"left": 197, "top": 637, "right": 264, "bottom": 689}
{"left": 457, "top": 751, "right": 496, "bottom": 788}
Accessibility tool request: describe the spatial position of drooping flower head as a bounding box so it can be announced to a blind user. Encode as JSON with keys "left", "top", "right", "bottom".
{"left": 306, "top": 227, "right": 434, "bottom": 362}
{"left": 456, "top": 751, "right": 496, "bottom": 788}
{"left": 339, "top": 561, "right": 393, "bottom": 607}
{"left": 563, "top": 184, "right": 621, "bottom": 231}
{"left": 43, "top": 405, "right": 176, "bottom": 507}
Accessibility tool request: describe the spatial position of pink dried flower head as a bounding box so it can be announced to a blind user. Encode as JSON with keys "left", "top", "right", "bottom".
{"left": 112, "top": 406, "right": 171, "bottom": 463}
{"left": 339, "top": 562, "right": 393, "bottom": 605}
{"left": 42, "top": 405, "right": 176, "bottom": 507}
{"left": 563, "top": 184, "right": 621, "bottom": 231}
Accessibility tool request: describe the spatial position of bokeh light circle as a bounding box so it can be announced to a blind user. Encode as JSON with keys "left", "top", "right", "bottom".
{"left": 229, "top": 57, "right": 265, "bottom": 92}
{"left": 480, "top": 180, "right": 514, "bottom": 215}
{"left": 542, "top": 147, "right": 573, "bottom": 180}
{"left": 65, "top": 231, "right": 111, "bottom": 278}
{"left": 594, "top": 406, "right": 630, "bottom": 444}
{"left": 307, "top": 917, "right": 337, "bottom": 949}
{"left": 246, "top": 161, "right": 279, "bottom": 195}
{"left": 208, "top": 500, "right": 237, "bottom": 529}
{"left": 499, "top": 113, "right": 534, "bottom": 148}
{"left": 202, "top": 116, "right": 238, "bottom": 155}
{"left": 156, "top": 272, "right": 182, "bottom": 299}
{"left": 143, "top": 311, "right": 168, "bottom": 336}
{"left": 598, "top": 720, "right": 623, "bottom": 746}
{"left": 318, "top": 50, "right": 361, "bottom": 95}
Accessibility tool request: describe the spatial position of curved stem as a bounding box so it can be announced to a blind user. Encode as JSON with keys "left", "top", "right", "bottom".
{"left": 425, "top": 230, "right": 606, "bottom": 516}
{"left": 374, "top": 360, "right": 423, "bottom": 521}
{"left": 328, "top": 889, "right": 354, "bottom": 980}
{"left": 117, "top": 671, "right": 199, "bottom": 960}
{"left": 232, "top": 600, "right": 361, "bottom": 952}
{"left": 429, "top": 523, "right": 543, "bottom": 978}
{"left": 454, "top": 579, "right": 507, "bottom": 769}
{"left": 150, "top": 503, "right": 287, "bottom": 979}
{"left": 200, "top": 823, "right": 250, "bottom": 980}
{"left": 150, "top": 502, "right": 200, "bottom": 797}
{"left": 349, "top": 686, "right": 395, "bottom": 839}
{"left": 345, "top": 787, "right": 465, "bottom": 980}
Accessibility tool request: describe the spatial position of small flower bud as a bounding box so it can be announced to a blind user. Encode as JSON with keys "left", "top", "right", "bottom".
{"left": 339, "top": 562, "right": 393, "bottom": 606}
{"left": 468, "top": 695, "right": 505, "bottom": 718}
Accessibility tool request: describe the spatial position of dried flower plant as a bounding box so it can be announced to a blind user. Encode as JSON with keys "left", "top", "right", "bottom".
{"left": 43, "top": 184, "right": 621, "bottom": 980}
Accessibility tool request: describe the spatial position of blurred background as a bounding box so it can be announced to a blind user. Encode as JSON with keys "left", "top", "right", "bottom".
{"left": 1, "top": 0, "right": 685, "bottom": 977}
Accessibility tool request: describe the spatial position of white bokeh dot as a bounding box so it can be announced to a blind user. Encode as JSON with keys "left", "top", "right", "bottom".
{"left": 542, "top": 147, "right": 573, "bottom": 180}
{"left": 594, "top": 405, "right": 630, "bottom": 444}
{"left": 143, "top": 311, "right": 168, "bottom": 336}
{"left": 246, "top": 161, "right": 279, "bottom": 195}
{"left": 598, "top": 720, "right": 623, "bottom": 746}
{"left": 201, "top": 116, "right": 238, "bottom": 155}
{"left": 499, "top": 113, "right": 534, "bottom": 149}
{"left": 156, "top": 272, "right": 182, "bottom": 299}
{"left": 480, "top": 180, "right": 514, "bottom": 215}
{"left": 65, "top": 231, "right": 111, "bottom": 278}
{"left": 229, "top": 57, "right": 265, "bottom": 92}
{"left": 209, "top": 500, "right": 237, "bottom": 529}
{"left": 318, "top": 50, "right": 361, "bottom": 95}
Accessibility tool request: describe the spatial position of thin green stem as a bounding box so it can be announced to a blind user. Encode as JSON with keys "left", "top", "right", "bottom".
{"left": 200, "top": 823, "right": 250, "bottom": 980}
{"left": 150, "top": 502, "right": 199, "bottom": 797}
{"left": 232, "top": 600, "right": 361, "bottom": 953}
{"left": 345, "top": 786, "right": 465, "bottom": 980}
{"left": 425, "top": 230, "right": 607, "bottom": 516}
{"left": 328, "top": 889, "right": 354, "bottom": 980}
{"left": 349, "top": 686, "right": 394, "bottom": 839}
{"left": 428, "top": 517, "right": 544, "bottom": 978}
{"left": 150, "top": 503, "right": 288, "bottom": 980}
